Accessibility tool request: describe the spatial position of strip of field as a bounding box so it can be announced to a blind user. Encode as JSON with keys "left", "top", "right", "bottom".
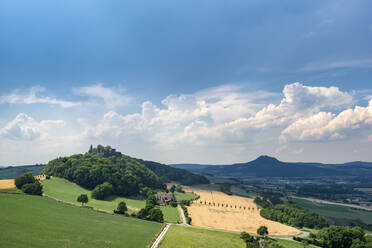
{"left": 293, "top": 198, "right": 372, "bottom": 226}
{"left": 0, "top": 193, "right": 162, "bottom": 248}
{"left": 0, "top": 179, "right": 15, "bottom": 189}
{"left": 185, "top": 187, "right": 301, "bottom": 236}
{"left": 158, "top": 225, "right": 245, "bottom": 248}
{"left": 41, "top": 177, "right": 182, "bottom": 223}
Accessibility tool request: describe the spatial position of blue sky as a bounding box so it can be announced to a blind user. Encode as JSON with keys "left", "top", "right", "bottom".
{"left": 0, "top": 0, "right": 372, "bottom": 165}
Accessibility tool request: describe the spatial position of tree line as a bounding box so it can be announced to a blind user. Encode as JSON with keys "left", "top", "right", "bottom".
{"left": 255, "top": 197, "right": 329, "bottom": 229}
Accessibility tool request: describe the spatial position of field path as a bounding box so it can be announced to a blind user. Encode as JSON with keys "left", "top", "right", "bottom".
{"left": 151, "top": 223, "right": 171, "bottom": 248}
{"left": 178, "top": 205, "right": 188, "bottom": 226}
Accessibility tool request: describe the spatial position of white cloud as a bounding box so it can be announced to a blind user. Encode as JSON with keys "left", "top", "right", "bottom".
{"left": 82, "top": 82, "right": 352, "bottom": 148}
{"left": 0, "top": 113, "right": 65, "bottom": 141}
{"left": 0, "top": 86, "right": 81, "bottom": 108}
{"left": 280, "top": 99, "right": 372, "bottom": 142}
{"left": 73, "top": 84, "right": 131, "bottom": 108}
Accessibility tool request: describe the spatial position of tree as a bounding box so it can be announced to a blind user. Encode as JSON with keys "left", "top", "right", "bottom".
{"left": 89, "top": 144, "right": 93, "bottom": 153}
{"left": 77, "top": 194, "right": 88, "bottom": 206}
{"left": 114, "top": 201, "right": 128, "bottom": 215}
{"left": 170, "top": 185, "right": 176, "bottom": 193}
{"left": 146, "top": 194, "right": 157, "bottom": 207}
{"left": 15, "top": 172, "right": 36, "bottom": 189}
{"left": 257, "top": 226, "right": 268, "bottom": 237}
{"left": 21, "top": 181, "right": 43, "bottom": 195}
{"left": 148, "top": 208, "right": 164, "bottom": 222}
{"left": 240, "top": 232, "right": 259, "bottom": 248}
{"left": 91, "top": 182, "right": 113, "bottom": 200}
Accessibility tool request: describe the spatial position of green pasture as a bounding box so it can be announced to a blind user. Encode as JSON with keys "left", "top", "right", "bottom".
{"left": 0, "top": 193, "right": 161, "bottom": 248}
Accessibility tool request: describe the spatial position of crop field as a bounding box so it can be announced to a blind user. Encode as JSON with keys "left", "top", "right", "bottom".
{"left": 0, "top": 193, "right": 162, "bottom": 248}
{"left": 158, "top": 225, "right": 245, "bottom": 248}
{"left": 42, "top": 177, "right": 181, "bottom": 222}
{"left": 185, "top": 187, "right": 301, "bottom": 236}
{"left": 0, "top": 179, "right": 15, "bottom": 189}
{"left": 293, "top": 198, "right": 372, "bottom": 225}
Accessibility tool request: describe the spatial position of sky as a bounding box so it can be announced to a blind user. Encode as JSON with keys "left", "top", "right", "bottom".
{"left": 0, "top": 0, "right": 372, "bottom": 165}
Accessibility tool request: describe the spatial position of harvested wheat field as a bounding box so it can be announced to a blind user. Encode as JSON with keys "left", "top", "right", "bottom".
{"left": 184, "top": 187, "right": 301, "bottom": 236}
{"left": 0, "top": 179, "right": 15, "bottom": 189}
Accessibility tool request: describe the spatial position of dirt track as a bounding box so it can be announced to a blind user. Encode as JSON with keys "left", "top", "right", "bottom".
{"left": 0, "top": 179, "right": 15, "bottom": 189}
{"left": 185, "top": 187, "right": 301, "bottom": 236}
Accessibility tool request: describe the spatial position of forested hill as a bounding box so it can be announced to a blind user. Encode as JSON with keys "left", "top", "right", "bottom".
{"left": 43, "top": 145, "right": 165, "bottom": 197}
{"left": 42, "top": 145, "right": 209, "bottom": 197}
{"left": 134, "top": 159, "right": 209, "bottom": 185}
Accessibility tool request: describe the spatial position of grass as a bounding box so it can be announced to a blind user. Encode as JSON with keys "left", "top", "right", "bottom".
{"left": 276, "top": 239, "right": 304, "bottom": 248}
{"left": 0, "top": 187, "right": 23, "bottom": 194}
{"left": 42, "top": 177, "right": 180, "bottom": 223}
{"left": 158, "top": 225, "right": 245, "bottom": 248}
{"left": 158, "top": 225, "right": 303, "bottom": 248}
{"left": 293, "top": 198, "right": 372, "bottom": 225}
{"left": 0, "top": 193, "right": 162, "bottom": 248}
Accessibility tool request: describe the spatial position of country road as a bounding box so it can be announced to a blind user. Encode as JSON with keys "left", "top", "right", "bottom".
{"left": 178, "top": 205, "right": 189, "bottom": 226}
{"left": 150, "top": 223, "right": 171, "bottom": 248}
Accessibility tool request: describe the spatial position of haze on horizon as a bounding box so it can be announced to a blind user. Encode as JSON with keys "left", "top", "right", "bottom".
{"left": 1, "top": 0, "right": 372, "bottom": 166}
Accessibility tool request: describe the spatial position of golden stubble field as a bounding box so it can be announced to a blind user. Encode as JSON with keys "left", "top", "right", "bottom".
{"left": 0, "top": 179, "right": 15, "bottom": 189}
{"left": 184, "top": 187, "right": 301, "bottom": 236}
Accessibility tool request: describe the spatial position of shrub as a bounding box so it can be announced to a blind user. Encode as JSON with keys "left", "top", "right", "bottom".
{"left": 114, "top": 201, "right": 128, "bottom": 215}
{"left": 77, "top": 194, "right": 88, "bottom": 206}
{"left": 91, "top": 182, "right": 113, "bottom": 200}
{"left": 21, "top": 181, "right": 43, "bottom": 195}
{"left": 15, "top": 172, "right": 36, "bottom": 189}
{"left": 148, "top": 208, "right": 164, "bottom": 223}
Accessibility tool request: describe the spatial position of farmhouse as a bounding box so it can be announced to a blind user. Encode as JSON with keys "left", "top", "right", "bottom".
{"left": 155, "top": 193, "right": 176, "bottom": 205}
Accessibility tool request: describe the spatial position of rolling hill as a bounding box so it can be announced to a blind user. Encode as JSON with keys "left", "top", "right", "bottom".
{"left": 170, "top": 155, "right": 372, "bottom": 178}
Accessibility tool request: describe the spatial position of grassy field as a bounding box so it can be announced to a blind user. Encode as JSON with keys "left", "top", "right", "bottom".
{"left": 0, "top": 193, "right": 162, "bottom": 248}
{"left": 42, "top": 177, "right": 182, "bottom": 222}
{"left": 293, "top": 198, "right": 372, "bottom": 225}
{"left": 158, "top": 225, "right": 245, "bottom": 248}
{"left": 158, "top": 225, "right": 304, "bottom": 248}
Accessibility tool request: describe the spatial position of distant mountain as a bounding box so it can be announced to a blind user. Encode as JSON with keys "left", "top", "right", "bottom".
{"left": 169, "top": 155, "right": 372, "bottom": 178}
{"left": 0, "top": 164, "right": 45, "bottom": 180}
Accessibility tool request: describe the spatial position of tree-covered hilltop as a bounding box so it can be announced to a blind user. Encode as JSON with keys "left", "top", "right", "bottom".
{"left": 43, "top": 145, "right": 165, "bottom": 197}
{"left": 134, "top": 159, "right": 209, "bottom": 186}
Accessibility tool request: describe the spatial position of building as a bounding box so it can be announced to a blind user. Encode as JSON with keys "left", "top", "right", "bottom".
{"left": 155, "top": 193, "right": 176, "bottom": 205}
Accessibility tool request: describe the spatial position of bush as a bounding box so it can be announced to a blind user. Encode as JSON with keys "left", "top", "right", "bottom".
{"left": 114, "top": 201, "right": 128, "bottom": 215}
{"left": 77, "top": 194, "right": 88, "bottom": 206}
{"left": 15, "top": 172, "right": 36, "bottom": 189}
{"left": 148, "top": 208, "right": 164, "bottom": 222}
{"left": 91, "top": 182, "right": 113, "bottom": 200}
{"left": 21, "top": 181, "right": 43, "bottom": 195}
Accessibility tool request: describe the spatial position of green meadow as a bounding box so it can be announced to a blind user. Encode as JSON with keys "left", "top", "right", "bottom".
{"left": 0, "top": 193, "right": 162, "bottom": 248}
{"left": 158, "top": 225, "right": 245, "bottom": 248}
{"left": 41, "top": 177, "right": 196, "bottom": 223}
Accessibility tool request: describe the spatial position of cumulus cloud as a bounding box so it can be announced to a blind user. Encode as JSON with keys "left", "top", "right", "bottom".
{"left": 73, "top": 84, "right": 131, "bottom": 108}
{"left": 0, "top": 86, "right": 81, "bottom": 108}
{"left": 83, "top": 82, "right": 352, "bottom": 147}
{"left": 0, "top": 113, "right": 65, "bottom": 141}
{"left": 280, "top": 99, "right": 372, "bottom": 142}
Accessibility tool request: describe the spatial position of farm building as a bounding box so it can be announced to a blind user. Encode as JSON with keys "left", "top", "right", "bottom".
{"left": 155, "top": 193, "right": 176, "bottom": 205}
